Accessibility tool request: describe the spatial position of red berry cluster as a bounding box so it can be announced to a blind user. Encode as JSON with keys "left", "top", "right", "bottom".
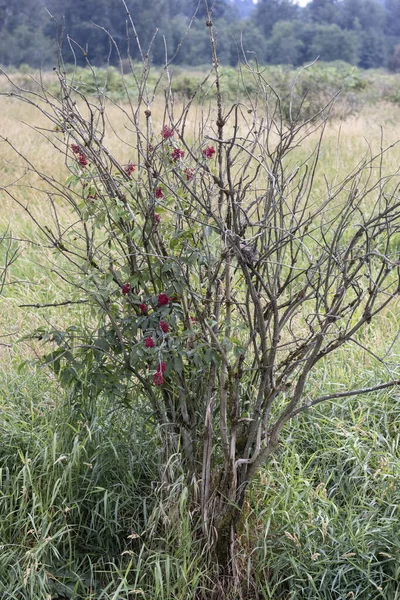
{"left": 78, "top": 153, "right": 88, "bottom": 167}
{"left": 153, "top": 361, "right": 167, "bottom": 386}
{"left": 124, "top": 162, "right": 135, "bottom": 177}
{"left": 122, "top": 283, "right": 131, "bottom": 295}
{"left": 159, "top": 321, "right": 169, "bottom": 333}
{"left": 139, "top": 294, "right": 171, "bottom": 385}
{"left": 71, "top": 143, "right": 88, "bottom": 167}
{"left": 153, "top": 371, "right": 164, "bottom": 386}
{"left": 202, "top": 145, "right": 216, "bottom": 159}
{"left": 157, "top": 293, "right": 169, "bottom": 306}
{"left": 155, "top": 187, "right": 164, "bottom": 199}
{"left": 144, "top": 336, "right": 155, "bottom": 348}
{"left": 171, "top": 148, "right": 184, "bottom": 162}
{"left": 162, "top": 125, "right": 174, "bottom": 139}
{"left": 157, "top": 361, "right": 167, "bottom": 373}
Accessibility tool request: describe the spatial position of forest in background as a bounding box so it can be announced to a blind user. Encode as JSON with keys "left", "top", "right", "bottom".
{"left": 2, "top": 0, "right": 400, "bottom": 70}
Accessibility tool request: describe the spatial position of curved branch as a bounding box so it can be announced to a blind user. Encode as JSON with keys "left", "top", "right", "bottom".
{"left": 288, "top": 379, "right": 400, "bottom": 419}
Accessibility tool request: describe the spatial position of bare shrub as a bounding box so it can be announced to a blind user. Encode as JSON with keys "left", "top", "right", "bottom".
{"left": 1, "top": 5, "right": 399, "bottom": 593}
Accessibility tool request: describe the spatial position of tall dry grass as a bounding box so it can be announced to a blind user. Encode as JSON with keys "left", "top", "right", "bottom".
{"left": 2, "top": 94, "right": 400, "bottom": 358}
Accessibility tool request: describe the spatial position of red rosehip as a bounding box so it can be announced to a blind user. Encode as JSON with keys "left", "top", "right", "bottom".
{"left": 162, "top": 125, "right": 174, "bottom": 139}
{"left": 171, "top": 148, "right": 184, "bottom": 162}
{"left": 78, "top": 152, "right": 88, "bottom": 167}
{"left": 122, "top": 283, "right": 131, "bottom": 295}
{"left": 159, "top": 321, "right": 169, "bottom": 333}
{"left": 124, "top": 162, "right": 135, "bottom": 177}
{"left": 154, "top": 213, "right": 161, "bottom": 224}
{"left": 71, "top": 144, "right": 80, "bottom": 154}
{"left": 144, "top": 336, "right": 155, "bottom": 348}
{"left": 157, "top": 361, "right": 167, "bottom": 374}
{"left": 155, "top": 187, "right": 164, "bottom": 199}
{"left": 202, "top": 145, "right": 216, "bottom": 159}
{"left": 157, "top": 293, "right": 169, "bottom": 306}
{"left": 139, "top": 303, "right": 147, "bottom": 314}
{"left": 153, "top": 371, "right": 165, "bottom": 386}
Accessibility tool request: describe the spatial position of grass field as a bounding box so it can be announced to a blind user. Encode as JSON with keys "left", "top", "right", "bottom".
{"left": 0, "top": 72, "right": 400, "bottom": 599}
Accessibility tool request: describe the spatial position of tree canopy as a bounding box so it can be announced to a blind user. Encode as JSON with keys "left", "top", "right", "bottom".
{"left": 1, "top": 0, "right": 400, "bottom": 70}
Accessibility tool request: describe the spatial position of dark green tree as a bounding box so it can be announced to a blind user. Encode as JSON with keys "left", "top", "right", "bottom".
{"left": 390, "top": 43, "right": 400, "bottom": 71}
{"left": 385, "top": 0, "right": 400, "bottom": 37}
{"left": 336, "top": 0, "right": 386, "bottom": 67}
{"left": 0, "top": 0, "right": 54, "bottom": 67}
{"left": 232, "top": 0, "right": 256, "bottom": 18}
{"left": 338, "top": 0, "right": 385, "bottom": 31}
{"left": 172, "top": 21, "right": 212, "bottom": 65}
{"left": 309, "top": 23, "right": 360, "bottom": 64}
{"left": 0, "top": 0, "right": 395, "bottom": 70}
{"left": 45, "top": 0, "right": 123, "bottom": 64}
{"left": 204, "top": 18, "right": 269, "bottom": 66}
{"left": 253, "top": 0, "right": 300, "bottom": 36}
{"left": 265, "top": 21, "right": 305, "bottom": 65}
{"left": 358, "top": 29, "right": 386, "bottom": 68}
{"left": 183, "top": 0, "right": 234, "bottom": 19}
{"left": 306, "top": 0, "right": 341, "bottom": 24}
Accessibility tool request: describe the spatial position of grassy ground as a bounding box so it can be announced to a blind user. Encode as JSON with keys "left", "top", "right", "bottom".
{"left": 0, "top": 84, "right": 400, "bottom": 599}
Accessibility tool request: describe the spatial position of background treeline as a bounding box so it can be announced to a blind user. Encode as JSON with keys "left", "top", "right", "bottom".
{"left": 2, "top": 0, "right": 400, "bottom": 72}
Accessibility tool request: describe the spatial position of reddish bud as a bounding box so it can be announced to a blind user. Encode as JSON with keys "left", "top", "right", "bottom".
{"left": 144, "top": 336, "right": 155, "bottom": 348}
{"left": 124, "top": 162, "right": 135, "bottom": 177}
{"left": 155, "top": 187, "right": 164, "bottom": 199}
{"left": 183, "top": 168, "right": 194, "bottom": 181}
{"left": 153, "top": 371, "right": 165, "bottom": 386}
{"left": 171, "top": 148, "right": 184, "bottom": 162}
{"left": 122, "top": 283, "right": 131, "bottom": 295}
{"left": 162, "top": 125, "right": 174, "bottom": 139}
{"left": 139, "top": 303, "right": 147, "bottom": 314}
{"left": 157, "top": 293, "right": 169, "bottom": 306}
{"left": 202, "top": 145, "right": 216, "bottom": 159}
{"left": 71, "top": 144, "right": 80, "bottom": 154}
{"left": 159, "top": 321, "right": 169, "bottom": 333}
{"left": 154, "top": 213, "right": 161, "bottom": 224}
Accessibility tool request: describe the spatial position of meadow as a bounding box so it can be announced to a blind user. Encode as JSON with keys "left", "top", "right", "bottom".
{"left": 0, "top": 63, "right": 400, "bottom": 599}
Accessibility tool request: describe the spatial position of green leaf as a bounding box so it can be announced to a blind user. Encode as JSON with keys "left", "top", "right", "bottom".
{"left": 204, "top": 348, "right": 216, "bottom": 364}
{"left": 65, "top": 174, "right": 80, "bottom": 187}
{"left": 173, "top": 355, "right": 184, "bottom": 375}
